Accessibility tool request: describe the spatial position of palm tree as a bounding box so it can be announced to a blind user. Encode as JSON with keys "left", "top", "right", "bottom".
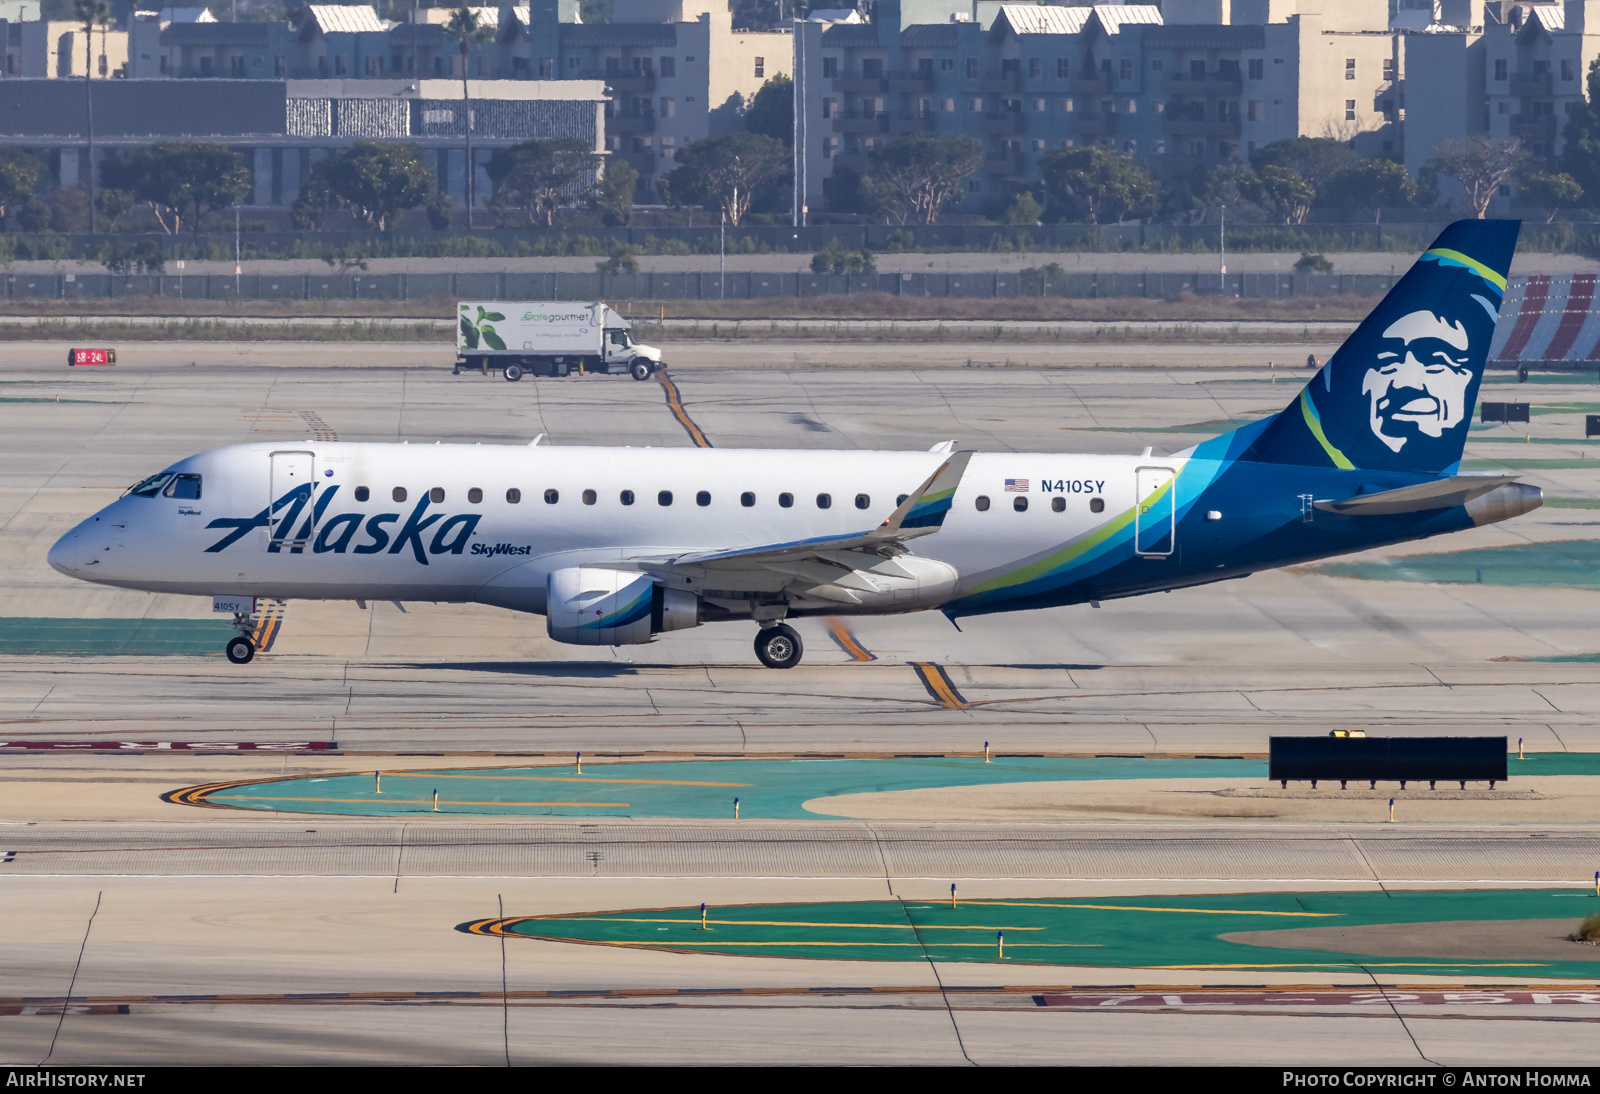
{"left": 442, "top": 7, "right": 495, "bottom": 228}
{"left": 75, "top": 0, "right": 111, "bottom": 232}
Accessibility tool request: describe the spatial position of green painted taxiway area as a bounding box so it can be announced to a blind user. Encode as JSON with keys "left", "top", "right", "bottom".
{"left": 1315, "top": 540, "right": 1600, "bottom": 589}
{"left": 186, "top": 753, "right": 1600, "bottom": 820}
{"left": 487, "top": 889, "right": 1600, "bottom": 977}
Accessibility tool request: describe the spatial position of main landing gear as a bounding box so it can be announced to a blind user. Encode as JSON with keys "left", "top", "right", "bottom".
{"left": 754, "top": 623, "right": 803, "bottom": 669}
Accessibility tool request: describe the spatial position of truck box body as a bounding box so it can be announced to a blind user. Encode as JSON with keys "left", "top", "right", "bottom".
{"left": 454, "top": 300, "right": 664, "bottom": 381}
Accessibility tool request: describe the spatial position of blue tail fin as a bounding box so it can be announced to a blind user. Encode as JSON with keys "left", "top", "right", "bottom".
{"left": 1239, "top": 219, "right": 1520, "bottom": 475}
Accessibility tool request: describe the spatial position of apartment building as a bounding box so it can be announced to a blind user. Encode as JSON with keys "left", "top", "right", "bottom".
{"left": 797, "top": 0, "right": 1407, "bottom": 214}
{"left": 10, "top": 20, "right": 129, "bottom": 78}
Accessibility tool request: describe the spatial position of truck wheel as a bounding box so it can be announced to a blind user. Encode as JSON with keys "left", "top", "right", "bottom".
{"left": 504, "top": 364, "right": 523, "bottom": 382}
{"left": 630, "top": 360, "right": 653, "bottom": 381}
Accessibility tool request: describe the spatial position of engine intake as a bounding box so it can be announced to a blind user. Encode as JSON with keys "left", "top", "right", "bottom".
{"left": 546, "top": 567, "right": 699, "bottom": 645}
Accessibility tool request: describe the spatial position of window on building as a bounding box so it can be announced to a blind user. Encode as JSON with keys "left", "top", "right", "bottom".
{"left": 1056, "top": 57, "right": 1069, "bottom": 78}
{"left": 1032, "top": 139, "right": 1044, "bottom": 150}
{"left": 1382, "top": 57, "right": 1394, "bottom": 80}
{"left": 1495, "top": 58, "right": 1507, "bottom": 80}
{"left": 1561, "top": 59, "right": 1575, "bottom": 81}
{"left": 862, "top": 57, "right": 881, "bottom": 77}
{"left": 635, "top": 56, "right": 653, "bottom": 75}
{"left": 919, "top": 96, "right": 932, "bottom": 115}
{"left": 943, "top": 97, "right": 954, "bottom": 111}
{"left": 822, "top": 136, "right": 836, "bottom": 158}
{"left": 660, "top": 97, "right": 675, "bottom": 117}
{"left": 568, "top": 55, "right": 580, "bottom": 70}
{"left": 1345, "top": 99, "right": 1356, "bottom": 120}
{"left": 966, "top": 56, "right": 977, "bottom": 78}
{"left": 335, "top": 54, "right": 347, "bottom": 75}
{"left": 1119, "top": 58, "right": 1132, "bottom": 80}
{"left": 659, "top": 137, "right": 675, "bottom": 158}
{"left": 941, "top": 57, "right": 954, "bottom": 71}
{"left": 1028, "top": 57, "right": 1040, "bottom": 78}
{"left": 685, "top": 55, "right": 695, "bottom": 62}
{"left": 476, "top": 56, "right": 488, "bottom": 75}
{"left": 1061, "top": 97, "right": 1072, "bottom": 111}
{"left": 1151, "top": 58, "right": 1163, "bottom": 72}
{"left": 968, "top": 97, "right": 981, "bottom": 111}
{"left": 1536, "top": 59, "right": 1549, "bottom": 75}
{"left": 822, "top": 97, "right": 836, "bottom": 118}
{"left": 1344, "top": 57, "right": 1355, "bottom": 80}
{"left": 660, "top": 56, "right": 675, "bottom": 77}
{"left": 1001, "top": 57, "right": 1018, "bottom": 75}
{"left": 1153, "top": 139, "right": 1165, "bottom": 153}
{"left": 918, "top": 56, "right": 933, "bottom": 78}
{"left": 822, "top": 56, "right": 837, "bottom": 78}
{"left": 1190, "top": 59, "right": 1204, "bottom": 80}
{"left": 1218, "top": 59, "right": 1238, "bottom": 79}
{"left": 1123, "top": 139, "right": 1136, "bottom": 153}
{"left": 1031, "top": 98, "right": 1044, "bottom": 111}
{"left": 968, "top": 179, "right": 981, "bottom": 190}
{"left": 754, "top": 56, "right": 764, "bottom": 78}
{"left": 1382, "top": 98, "right": 1394, "bottom": 119}
{"left": 1247, "top": 57, "right": 1262, "bottom": 79}
{"left": 1498, "top": 101, "right": 1509, "bottom": 113}
{"left": 1125, "top": 98, "right": 1136, "bottom": 112}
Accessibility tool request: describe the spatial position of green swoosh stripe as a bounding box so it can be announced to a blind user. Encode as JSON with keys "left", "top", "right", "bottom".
{"left": 1299, "top": 388, "right": 1355, "bottom": 471}
{"left": 1422, "top": 247, "right": 1507, "bottom": 291}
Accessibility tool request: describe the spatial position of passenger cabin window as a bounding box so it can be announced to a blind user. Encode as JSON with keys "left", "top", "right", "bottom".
{"left": 620, "top": 489, "right": 635, "bottom": 505}
{"left": 816, "top": 493, "right": 832, "bottom": 509}
{"left": 430, "top": 487, "right": 445, "bottom": 503}
{"left": 658, "top": 490, "right": 673, "bottom": 506}
{"left": 468, "top": 488, "right": 483, "bottom": 504}
{"left": 506, "top": 488, "right": 521, "bottom": 503}
{"left": 392, "top": 487, "right": 407, "bottom": 503}
{"left": 854, "top": 493, "right": 870, "bottom": 509}
{"left": 740, "top": 491, "right": 755, "bottom": 507}
{"left": 1089, "top": 497, "right": 1105, "bottom": 513}
{"left": 779, "top": 492, "right": 794, "bottom": 508}
{"left": 1051, "top": 496, "right": 1065, "bottom": 512}
{"left": 355, "top": 486, "right": 370, "bottom": 502}
{"left": 125, "top": 473, "right": 174, "bottom": 498}
{"left": 696, "top": 490, "right": 711, "bottom": 506}
{"left": 162, "top": 474, "right": 202, "bottom": 499}
{"left": 1013, "top": 495, "right": 1028, "bottom": 512}
{"left": 583, "top": 489, "right": 597, "bottom": 505}
{"left": 974, "top": 495, "right": 990, "bottom": 511}
{"left": 544, "top": 489, "right": 559, "bottom": 504}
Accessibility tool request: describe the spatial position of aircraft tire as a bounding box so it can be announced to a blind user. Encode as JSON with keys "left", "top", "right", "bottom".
{"left": 225, "top": 636, "right": 255, "bottom": 665}
{"left": 753, "top": 623, "right": 803, "bottom": 669}
{"left": 630, "top": 359, "right": 653, "bottom": 381}
{"left": 504, "top": 364, "right": 523, "bottom": 382}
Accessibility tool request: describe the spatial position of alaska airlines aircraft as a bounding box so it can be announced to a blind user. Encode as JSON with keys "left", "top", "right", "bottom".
{"left": 49, "top": 220, "right": 1541, "bottom": 669}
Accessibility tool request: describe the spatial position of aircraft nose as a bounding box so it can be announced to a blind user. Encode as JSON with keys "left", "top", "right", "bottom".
{"left": 47, "top": 529, "right": 81, "bottom": 576}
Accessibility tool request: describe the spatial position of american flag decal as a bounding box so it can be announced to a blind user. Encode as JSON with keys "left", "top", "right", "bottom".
{"left": 1004, "top": 478, "right": 1029, "bottom": 492}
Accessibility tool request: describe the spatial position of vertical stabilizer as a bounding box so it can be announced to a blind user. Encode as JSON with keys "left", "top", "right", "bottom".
{"left": 1239, "top": 219, "right": 1520, "bottom": 474}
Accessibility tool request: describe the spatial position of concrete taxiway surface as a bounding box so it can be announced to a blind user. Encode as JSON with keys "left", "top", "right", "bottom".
{"left": 4, "top": 345, "right": 1600, "bottom": 1064}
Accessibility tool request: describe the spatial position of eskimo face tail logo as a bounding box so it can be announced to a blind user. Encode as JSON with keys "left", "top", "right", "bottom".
{"left": 1363, "top": 310, "right": 1474, "bottom": 453}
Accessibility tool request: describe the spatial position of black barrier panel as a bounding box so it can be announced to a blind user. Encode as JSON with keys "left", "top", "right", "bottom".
{"left": 1481, "top": 402, "right": 1531, "bottom": 423}
{"left": 1588, "top": 415, "right": 1600, "bottom": 438}
{"left": 1269, "top": 736, "right": 1507, "bottom": 784}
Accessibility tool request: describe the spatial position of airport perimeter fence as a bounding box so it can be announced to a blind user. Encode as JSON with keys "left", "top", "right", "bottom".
{"left": 6, "top": 268, "right": 1401, "bottom": 303}
{"left": 1, "top": 218, "right": 1596, "bottom": 264}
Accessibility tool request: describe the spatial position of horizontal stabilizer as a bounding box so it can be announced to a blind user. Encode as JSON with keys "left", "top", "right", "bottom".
{"left": 1313, "top": 474, "right": 1520, "bottom": 516}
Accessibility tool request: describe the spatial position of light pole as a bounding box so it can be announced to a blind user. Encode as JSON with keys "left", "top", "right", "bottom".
{"left": 719, "top": 209, "right": 725, "bottom": 299}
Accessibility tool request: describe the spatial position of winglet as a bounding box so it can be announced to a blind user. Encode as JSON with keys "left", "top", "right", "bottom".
{"left": 882, "top": 451, "right": 973, "bottom": 533}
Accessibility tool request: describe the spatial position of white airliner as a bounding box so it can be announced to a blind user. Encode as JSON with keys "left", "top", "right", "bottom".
{"left": 48, "top": 221, "right": 1542, "bottom": 669}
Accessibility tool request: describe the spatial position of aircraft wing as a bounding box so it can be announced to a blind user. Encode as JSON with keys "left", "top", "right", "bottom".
{"left": 1313, "top": 474, "right": 1520, "bottom": 516}
{"left": 617, "top": 451, "right": 972, "bottom": 602}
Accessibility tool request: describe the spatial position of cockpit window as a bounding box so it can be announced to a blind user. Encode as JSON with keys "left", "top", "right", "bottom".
{"left": 162, "top": 474, "right": 202, "bottom": 500}
{"left": 126, "top": 472, "right": 174, "bottom": 498}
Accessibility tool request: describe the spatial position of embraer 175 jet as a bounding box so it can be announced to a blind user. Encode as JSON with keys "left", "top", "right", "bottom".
{"left": 50, "top": 220, "right": 1541, "bottom": 669}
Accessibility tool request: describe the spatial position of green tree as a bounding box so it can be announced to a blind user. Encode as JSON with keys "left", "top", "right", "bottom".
{"left": 1561, "top": 57, "right": 1600, "bottom": 206}
{"left": 663, "top": 132, "right": 789, "bottom": 225}
{"left": 100, "top": 143, "right": 250, "bottom": 234}
{"left": 1037, "top": 145, "right": 1158, "bottom": 224}
{"left": 596, "top": 244, "right": 639, "bottom": 274}
{"left": 1518, "top": 170, "right": 1584, "bottom": 222}
{"left": 810, "top": 237, "right": 875, "bottom": 274}
{"left": 865, "top": 133, "right": 983, "bottom": 225}
{"left": 486, "top": 139, "right": 596, "bottom": 227}
{"left": 592, "top": 156, "right": 638, "bottom": 226}
{"left": 744, "top": 74, "right": 793, "bottom": 147}
{"left": 1249, "top": 137, "right": 1358, "bottom": 196}
{"left": 1429, "top": 134, "right": 1531, "bottom": 218}
{"left": 292, "top": 141, "right": 437, "bottom": 230}
{"left": 1249, "top": 164, "right": 1316, "bottom": 225}
{"left": 442, "top": 5, "right": 496, "bottom": 228}
{"left": 578, "top": 0, "right": 611, "bottom": 22}
{"left": 1002, "top": 190, "right": 1044, "bottom": 225}
{"left": 1326, "top": 158, "right": 1418, "bottom": 222}
{"left": 0, "top": 149, "right": 43, "bottom": 225}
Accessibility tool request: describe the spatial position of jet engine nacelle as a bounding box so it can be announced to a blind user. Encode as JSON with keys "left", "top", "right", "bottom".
{"left": 546, "top": 567, "right": 699, "bottom": 645}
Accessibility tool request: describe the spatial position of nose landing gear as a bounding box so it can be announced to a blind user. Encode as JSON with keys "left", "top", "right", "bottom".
{"left": 225, "top": 635, "right": 256, "bottom": 664}
{"left": 754, "top": 623, "right": 803, "bottom": 669}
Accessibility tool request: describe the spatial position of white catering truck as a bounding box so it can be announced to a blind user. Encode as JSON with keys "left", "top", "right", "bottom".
{"left": 454, "top": 300, "right": 665, "bottom": 381}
